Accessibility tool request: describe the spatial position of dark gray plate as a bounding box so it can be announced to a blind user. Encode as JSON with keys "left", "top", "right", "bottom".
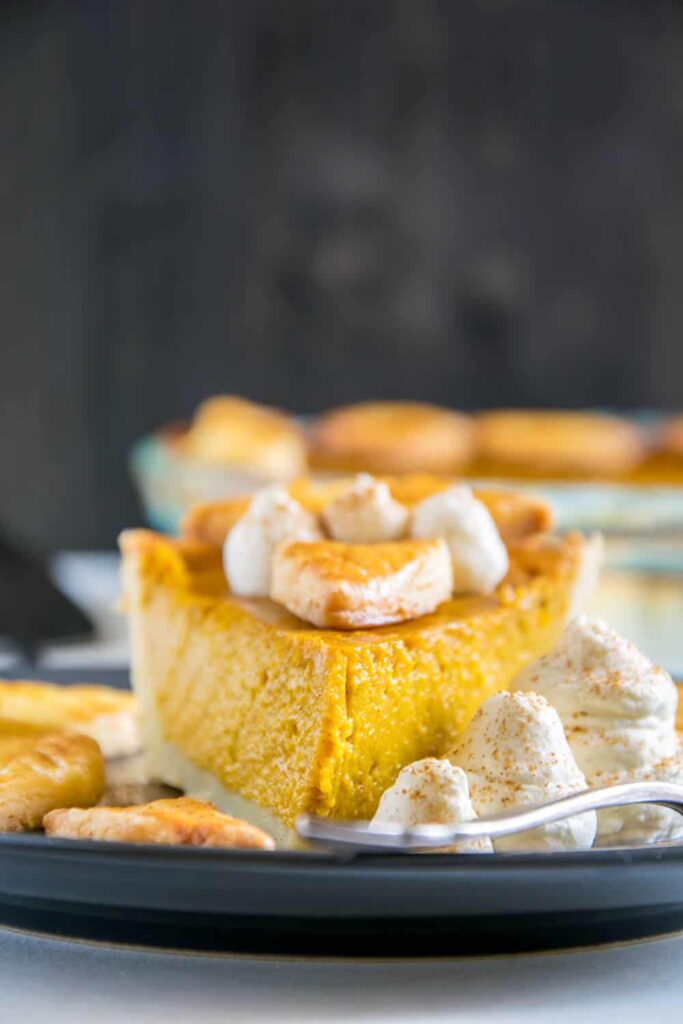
{"left": 2, "top": 668, "right": 683, "bottom": 956}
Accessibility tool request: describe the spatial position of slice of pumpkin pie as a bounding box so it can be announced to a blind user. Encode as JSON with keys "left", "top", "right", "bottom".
{"left": 120, "top": 474, "right": 598, "bottom": 839}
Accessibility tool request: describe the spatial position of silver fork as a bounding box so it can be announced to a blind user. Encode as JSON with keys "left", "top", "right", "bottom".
{"left": 296, "top": 780, "right": 683, "bottom": 852}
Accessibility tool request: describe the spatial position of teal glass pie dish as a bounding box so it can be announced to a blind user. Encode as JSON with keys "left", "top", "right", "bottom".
{"left": 130, "top": 431, "right": 300, "bottom": 534}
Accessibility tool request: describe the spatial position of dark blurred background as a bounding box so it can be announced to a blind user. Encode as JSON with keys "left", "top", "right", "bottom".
{"left": 1, "top": 1, "right": 683, "bottom": 548}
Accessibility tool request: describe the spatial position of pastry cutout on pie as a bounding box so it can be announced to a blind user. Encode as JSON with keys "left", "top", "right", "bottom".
{"left": 309, "top": 401, "right": 474, "bottom": 475}
{"left": 44, "top": 796, "right": 275, "bottom": 849}
{"left": 271, "top": 538, "right": 454, "bottom": 629}
{"left": 475, "top": 410, "right": 645, "bottom": 478}
{"left": 0, "top": 680, "right": 140, "bottom": 759}
{"left": 0, "top": 733, "right": 105, "bottom": 832}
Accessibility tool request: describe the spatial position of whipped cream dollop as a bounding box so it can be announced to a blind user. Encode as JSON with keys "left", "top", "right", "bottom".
{"left": 448, "top": 691, "right": 596, "bottom": 851}
{"left": 411, "top": 485, "right": 509, "bottom": 595}
{"left": 371, "top": 758, "right": 492, "bottom": 853}
{"left": 595, "top": 755, "right": 683, "bottom": 845}
{"left": 514, "top": 617, "right": 682, "bottom": 842}
{"left": 322, "top": 474, "right": 409, "bottom": 543}
{"left": 514, "top": 617, "right": 679, "bottom": 777}
{"left": 223, "top": 486, "right": 322, "bottom": 597}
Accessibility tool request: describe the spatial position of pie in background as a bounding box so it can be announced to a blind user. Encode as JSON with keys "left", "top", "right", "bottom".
{"left": 473, "top": 409, "right": 645, "bottom": 480}
{"left": 172, "top": 395, "right": 307, "bottom": 479}
{"left": 308, "top": 401, "right": 475, "bottom": 475}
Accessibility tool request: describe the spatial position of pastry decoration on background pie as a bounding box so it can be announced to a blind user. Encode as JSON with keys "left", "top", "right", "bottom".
{"left": 309, "top": 401, "right": 474, "bottom": 475}
{"left": 0, "top": 733, "right": 105, "bottom": 832}
{"left": 44, "top": 797, "right": 275, "bottom": 849}
{"left": 658, "top": 415, "right": 683, "bottom": 460}
{"left": 171, "top": 395, "right": 307, "bottom": 479}
{"left": 474, "top": 409, "right": 645, "bottom": 479}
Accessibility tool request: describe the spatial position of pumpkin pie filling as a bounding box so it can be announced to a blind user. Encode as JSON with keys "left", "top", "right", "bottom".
{"left": 120, "top": 476, "right": 592, "bottom": 835}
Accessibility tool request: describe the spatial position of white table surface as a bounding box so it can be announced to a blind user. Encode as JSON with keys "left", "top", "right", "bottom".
{"left": 1, "top": 553, "right": 682, "bottom": 1021}
{"left": 0, "top": 927, "right": 680, "bottom": 1023}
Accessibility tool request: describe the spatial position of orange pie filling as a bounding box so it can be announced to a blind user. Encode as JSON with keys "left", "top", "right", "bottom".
{"left": 121, "top": 477, "right": 593, "bottom": 832}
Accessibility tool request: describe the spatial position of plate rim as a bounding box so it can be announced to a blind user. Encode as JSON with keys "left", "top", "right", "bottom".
{"left": 2, "top": 830, "right": 683, "bottom": 869}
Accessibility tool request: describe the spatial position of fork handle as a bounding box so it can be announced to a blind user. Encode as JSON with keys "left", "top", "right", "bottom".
{"left": 297, "top": 781, "right": 683, "bottom": 851}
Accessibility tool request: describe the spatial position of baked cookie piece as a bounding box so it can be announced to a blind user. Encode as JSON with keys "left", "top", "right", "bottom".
{"left": 44, "top": 797, "right": 275, "bottom": 850}
{"left": 0, "top": 714, "right": 63, "bottom": 768}
{"left": 0, "top": 680, "right": 139, "bottom": 759}
{"left": 475, "top": 410, "right": 645, "bottom": 479}
{"left": 271, "top": 538, "right": 454, "bottom": 628}
{"left": 0, "top": 733, "right": 39, "bottom": 768}
{"left": 309, "top": 402, "right": 474, "bottom": 475}
{"left": 173, "top": 395, "right": 307, "bottom": 478}
{"left": 0, "top": 733, "right": 105, "bottom": 832}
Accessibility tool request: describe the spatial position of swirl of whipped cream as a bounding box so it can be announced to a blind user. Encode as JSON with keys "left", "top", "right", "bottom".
{"left": 514, "top": 617, "right": 679, "bottom": 778}
{"left": 224, "top": 486, "right": 322, "bottom": 597}
{"left": 448, "top": 691, "right": 596, "bottom": 852}
{"left": 514, "top": 617, "right": 682, "bottom": 842}
{"left": 322, "top": 474, "right": 409, "bottom": 543}
{"left": 371, "top": 758, "right": 492, "bottom": 853}
{"left": 410, "top": 485, "right": 509, "bottom": 595}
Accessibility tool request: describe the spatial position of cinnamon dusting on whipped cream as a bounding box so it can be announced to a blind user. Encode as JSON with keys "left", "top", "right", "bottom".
{"left": 515, "top": 617, "right": 683, "bottom": 842}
